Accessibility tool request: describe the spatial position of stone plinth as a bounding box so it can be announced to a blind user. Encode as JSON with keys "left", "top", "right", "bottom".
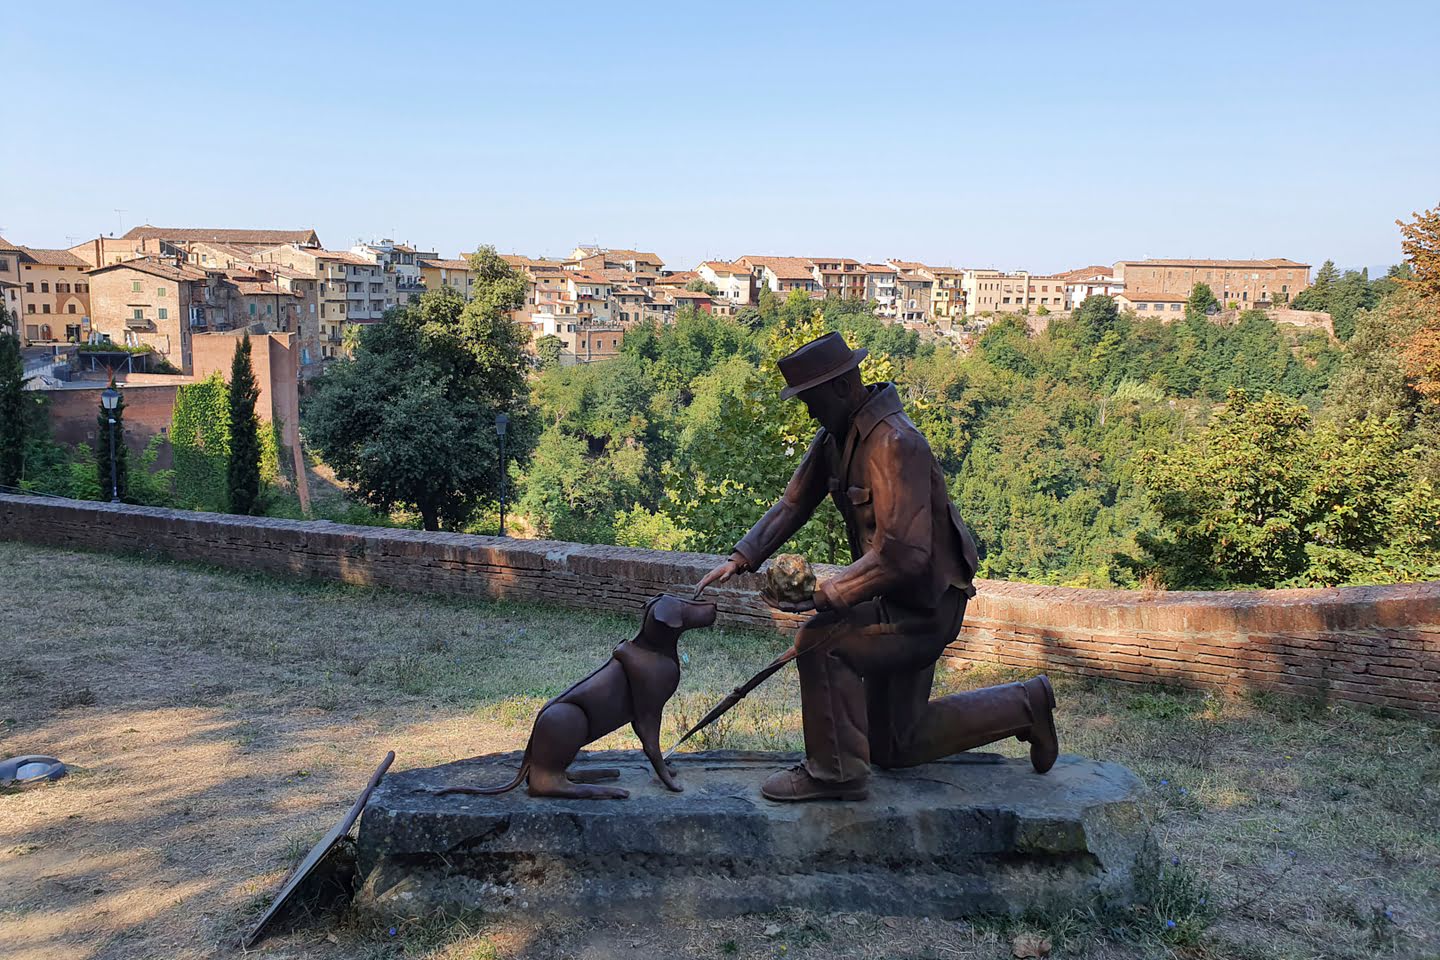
{"left": 355, "top": 750, "right": 1152, "bottom": 920}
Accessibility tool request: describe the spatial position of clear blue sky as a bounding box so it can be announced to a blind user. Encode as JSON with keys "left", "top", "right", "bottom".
{"left": 4, "top": 1, "right": 1437, "bottom": 274}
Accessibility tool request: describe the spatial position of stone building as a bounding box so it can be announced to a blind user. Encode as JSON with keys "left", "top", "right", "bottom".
{"left": 86, "top": 258, "right": 208, "bottom": 369}
{"left": 12, "top": 247, "right": 92, "bottom": 344}
{"left": 811, "top": 258, "right": 867, "bottom": 299}
{"left": 1113, "top": 258, "right": 1310, "bottom": 307}
{"left": 417, "top": 257, "right": 473, "bottom": 299}
{"left": 696, "top": 261, "right": 754, "bottom": 306}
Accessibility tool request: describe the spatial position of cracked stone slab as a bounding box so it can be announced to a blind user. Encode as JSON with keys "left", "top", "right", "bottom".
{"left": 355, "top": 750, "right": 1152, "bottom": 920}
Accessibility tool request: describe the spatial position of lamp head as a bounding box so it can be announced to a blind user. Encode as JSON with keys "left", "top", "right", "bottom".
{"left": 100, "top": 386, "right": 120, "bottom": 411}
{"left": 495, "top": 412, "right": 509, "bottom": 437}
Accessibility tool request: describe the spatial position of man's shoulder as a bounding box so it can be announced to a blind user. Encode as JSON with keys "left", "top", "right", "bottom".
{"left": 867, "top": 412, "right": 932, "bottom": 457}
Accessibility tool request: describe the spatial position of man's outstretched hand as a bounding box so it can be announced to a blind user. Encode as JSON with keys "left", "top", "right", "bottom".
{"left": 695, "top": 556, "right": 747, "bottom": 597}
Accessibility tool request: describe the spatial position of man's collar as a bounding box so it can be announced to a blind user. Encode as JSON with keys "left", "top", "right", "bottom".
{"left": 850, "top": 383, "right": 903, "bottom": 440}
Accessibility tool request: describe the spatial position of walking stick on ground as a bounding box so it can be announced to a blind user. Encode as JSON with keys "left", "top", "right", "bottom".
{"left": 664, "top": 628, "right": 829, "bottom": 761}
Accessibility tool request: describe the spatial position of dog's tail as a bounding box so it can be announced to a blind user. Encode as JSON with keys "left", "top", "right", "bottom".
{"left": 436, "top": 746, "right": 530, "bottom": 796}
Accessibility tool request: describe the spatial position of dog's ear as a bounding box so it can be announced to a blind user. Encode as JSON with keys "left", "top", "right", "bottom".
{"left": 649, "top": 596, "right": 685, "bottom": 628}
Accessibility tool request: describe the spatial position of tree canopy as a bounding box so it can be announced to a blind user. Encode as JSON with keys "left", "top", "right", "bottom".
{"left": 303, "top": 247, "right": 533, "bottom": 531}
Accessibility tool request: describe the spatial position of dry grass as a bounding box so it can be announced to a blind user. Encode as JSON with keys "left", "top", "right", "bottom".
{"left": 0, "top": 540, "right": 1436, "bottom": 960}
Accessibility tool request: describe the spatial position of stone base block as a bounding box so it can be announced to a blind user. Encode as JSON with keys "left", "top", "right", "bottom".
{"left": 355, "top": 750, "right": 1152, "bottom": 921}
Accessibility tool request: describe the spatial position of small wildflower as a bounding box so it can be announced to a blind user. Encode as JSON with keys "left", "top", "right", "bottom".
{"left": 1384, "top": 909, "right": 1394, "bottom": 921}
{"left": 1198, "top": 898, "right": 1206, "bottom": 907}
{"left": 1179, "top": 787, "right": 1188, "bottom": 795}
{"left": 388, "top": 926, "right": 397, "bottom": 937}
{"left": 1170, "top": 856, "right": 1180, "bottom": 866}
{"left": 1160, "top": 779, "right": 1169, "bottom": 786}
{"left": 1165, "top": 919, "right": 1177, "bottom": 929}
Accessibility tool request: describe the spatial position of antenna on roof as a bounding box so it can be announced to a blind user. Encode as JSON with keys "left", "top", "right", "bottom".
{"left": 114, "top": 209, "right": 127, "bottom": 236}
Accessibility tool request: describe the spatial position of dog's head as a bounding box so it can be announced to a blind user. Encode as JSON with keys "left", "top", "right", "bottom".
{"left": 641, "top": 593, "right": 718, "bottom": 633}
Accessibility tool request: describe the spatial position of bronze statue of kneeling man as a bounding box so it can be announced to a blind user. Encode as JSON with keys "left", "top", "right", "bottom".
{"left": 697, "top": 333, "right": 1059, "bottom": 803}
{"left": 439, "top": 594, "right": 717, "bottom": 800}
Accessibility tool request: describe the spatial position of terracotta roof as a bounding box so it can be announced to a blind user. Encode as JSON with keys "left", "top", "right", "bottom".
{"left": 0, "top": 236, "right": 24, "bottom": 254}
{"left": 568, "top": 272, "right": 614, "bottom": 285}
{"left": 309, "top": 249, "right": 376, "bottom": 266}
{"left": 1054, "top": 264, "right": 1114, "bottom": 282}
{"left": 1119, "top": 258, "right": 1310, "bottom": 269}
{"left": 19, "top": 247, "right": 89, "bottom": 267}
{"left": 863, "top": 263, "right": 897, "bottom": 274}
{"left": 188, "top": 240, "right": 254, "bottom": 261}
{"left": 739, "top": 256, "right": 816, "bottom": 281}
{"left": 672, "top": 290, "right": 712, "bottom": 301}
{"left": 419, "top": 258, "right": 471, "bottom": 271}
{"left": 1118, "top": 291, "right": 1189, "bottom": 303}
{"left": 655, "top": 271, "right": 698, "bottom": 286}
{"left": 121, "top": 226, "right": 321, "bottom": 246}
{"left": 597, "top": 248, "right": 664, "bottom": 266}
{"left": 700, "top": 261, "right": 747, "bottom": 274}
{"left": 235, "top": 280, "right": 300, "bottom": 297}
{"left": 88, "top": 257, "right": 208, "bottom": 282}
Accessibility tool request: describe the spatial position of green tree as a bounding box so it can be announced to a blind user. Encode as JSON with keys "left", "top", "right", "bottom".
{"left": 303, "top": 248, "right": 533, "bottom": 531}
{"left": 1073, "top": 294, "right": 1119, "bottom": 344}
{"left": 171, "top": 373, "right": 231, "bottom": 511}
{"left": 95, "top": 375, "right": 130, "bottom": 501}
{"left": 684, "top": 278, "right": 720, "bottom": 296}
{"left": 0, "top": 303, "right": 26, "bottom": 487}
{"left": 226, "top": 334, "right": 262, "bottom": 514}
{"left": 535, "top": 334, "right": 564, "bottom": 369}
{"left": 1185, "top": 282, "right": 1219, "bottom": 321}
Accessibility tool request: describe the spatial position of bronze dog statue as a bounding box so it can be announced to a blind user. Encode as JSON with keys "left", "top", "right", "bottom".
{"left": 439, "top": 593, "right": 717, "bottom": 800}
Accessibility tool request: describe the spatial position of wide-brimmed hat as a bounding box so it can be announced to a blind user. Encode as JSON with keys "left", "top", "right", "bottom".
{"left": 777, "top": 332, "right": 868, "bottom": 400}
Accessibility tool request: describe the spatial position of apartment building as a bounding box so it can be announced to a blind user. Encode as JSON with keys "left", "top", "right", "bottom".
{"left": 418, "top": 257, "right": 473, "bottom": 298}
{"left": 864, "top": 264, "right": 898, "bottom": 319}
{"left": 738, "top": 256, "right": 822, "bottom": 295}
{"left": 696, "top": 261, "right": 754, "bottom": 305}
{"left": 251, "top": 246, "right": 360, "bottom": 360}
{"left": 568, "top": 246, "right": 665, "bottom": 278}
{"left": 889, "top": 261, "right": 934, "bottom": 323}
{"left": 1056, "top": 265, "right": 1124, "bottom": 309}
{"left": 1115, "top": 291, "right": 1189, "bottom": 318}
{"left": 87, "top": 258, "right": 209, "bottom": 370}
{"left": 353, "top": 239, "right": 432, "bottom": 309}
{"left": 927, "top": 266, "right": 966, "bottom": 330}
{"left": 0, "top": 237, "right": 23, "bottom": 326}
{"left": 962, "top": 269, "right": 1045, "bottom": 316}
{"left": 811, "top": 258, "right": 867, "bottom": 299}
{"left": 1113, "top": 258, "right": 1310, "bottom": 306}
{"left": 14, "top": 247, "right": 92, "bottom": 343}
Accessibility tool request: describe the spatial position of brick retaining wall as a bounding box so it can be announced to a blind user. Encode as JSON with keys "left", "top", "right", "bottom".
{"left": 2, "top": 493, "right": 1436, "bottom": 717}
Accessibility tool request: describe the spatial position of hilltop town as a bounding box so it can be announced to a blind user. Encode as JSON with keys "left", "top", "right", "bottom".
{"left": 1, "top": 227, "right": 1317, "bottom": 373}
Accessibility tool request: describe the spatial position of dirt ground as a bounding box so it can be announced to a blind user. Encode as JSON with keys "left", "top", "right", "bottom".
{"left": 1, "top": 541, "right": 1436, "bottom": 960}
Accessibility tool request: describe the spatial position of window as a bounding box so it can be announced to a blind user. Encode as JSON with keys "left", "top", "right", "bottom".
{"left": 42, "top": 304, "right": 51, "bottom": 314}
{"left": 41, "top": 282, "right": 49, "bottom": 293}
{"left": 68, "top": 304, "right": 77, "bottom": 314}
{"left": 0, "top": 258, "right": 7, "bottom": 271}
{"left": 158, "top": 307, "right": 168, "bottom": 320}
{"left": 26, "top": 304, "right": 35, "bottom": 313}
{"left": 57, "top": 283, "right": 70, "bottom": 293}
{"left": 249, "top": 303, "right": 257, "bottom": 316}
{"left": 133, "top": 308, "right": 143, "bottom": 321}
{"left": 25, "top": 281, "right": 34, "bottom": 293}
{"left": 132, "top": 280, "right": 142, "bottom": 292}
{"left": 1137, "top": 303, "right": 1148, "bottom": 310}
{"left": 1170, "top": 303, "right": 1182, "bottom": 311}
{"left": 157, "top": 286, "right": 166, "bottom": 297}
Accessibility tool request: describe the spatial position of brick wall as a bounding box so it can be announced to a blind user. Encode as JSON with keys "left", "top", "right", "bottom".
{"left": 2, "top": 493, "right": 1435, "bottom": 717}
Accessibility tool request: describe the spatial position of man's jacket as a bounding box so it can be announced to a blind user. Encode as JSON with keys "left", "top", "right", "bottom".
{"left": 732, "top": 383, "right": 980, "bottom": 613}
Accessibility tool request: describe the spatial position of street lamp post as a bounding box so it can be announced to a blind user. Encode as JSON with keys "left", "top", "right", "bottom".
{"left": 495, "top": 412, "right": 509, "bottom": 537}
{"left": 100, "top": 385, "right": 121, "bottom": 503}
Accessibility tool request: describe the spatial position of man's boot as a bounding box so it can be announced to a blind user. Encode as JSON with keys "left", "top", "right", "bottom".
{"left": 761, "top": 764, "right": 869, "bottom": 802}
{"left": 888, "top": 674, "right": 1059, "bottom": 773}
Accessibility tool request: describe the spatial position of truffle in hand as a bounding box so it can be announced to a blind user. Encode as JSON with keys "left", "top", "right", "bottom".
{"left": 763, "top": 554, "right": 816, "bottom": 606}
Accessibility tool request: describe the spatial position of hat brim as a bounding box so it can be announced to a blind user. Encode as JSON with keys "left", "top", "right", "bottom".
{"left": 779, "top": 347, "right": 868, "bottom": 400}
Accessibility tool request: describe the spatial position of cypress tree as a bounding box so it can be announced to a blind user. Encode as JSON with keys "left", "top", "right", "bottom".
{"left": 96, "top": 373, "right": 129, "bottom": 501}
{"left": 0, "top": 304, "right": 25, "bottom": 487}
{"left": 227, "top": 333, "right": 262, "bottom": 514}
